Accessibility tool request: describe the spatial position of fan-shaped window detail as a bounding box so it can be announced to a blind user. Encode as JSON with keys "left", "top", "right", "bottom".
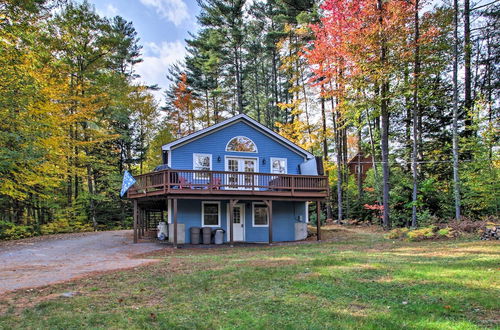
{"left": 226, "top": 136, "right": 258, "bottom": 153}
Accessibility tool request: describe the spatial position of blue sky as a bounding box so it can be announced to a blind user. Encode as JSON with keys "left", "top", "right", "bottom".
{"left": 91, "top": 0, "right": 201, "bottom": 104}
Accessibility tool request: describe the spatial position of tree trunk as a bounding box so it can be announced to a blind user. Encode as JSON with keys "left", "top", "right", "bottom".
{"left": 378, "top": 0, "right": 390, "bottom": 230}
{"left": 463, "top": 0, "right": 473, "bottom": 142}
{"left": 332, "top": 99, "right": 343, "bottom": 224}
{"left": 234, "top": 45, "right": 244, "bottom": 114}
{"left": 452, "top": 0, "right": 462, "bottom": 220}
{"left": 411, "top": 0, "right": 420, "bottom": 228}
{"left": 357, "top": 115, "right": 363, "bottom": 201}
{"left": 321, "top": 90, "right": 332, "bottom": 220}
{"left": 87, "top": 164, "right": 97, "bottom": 231}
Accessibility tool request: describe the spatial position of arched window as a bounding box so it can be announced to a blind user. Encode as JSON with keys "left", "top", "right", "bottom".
{"left": 226, "top": 136, "right": 257, "bottom": 153}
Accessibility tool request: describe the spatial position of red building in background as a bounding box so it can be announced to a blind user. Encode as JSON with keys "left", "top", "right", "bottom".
{"left": 347, "top": 152, "right": 373, "bottom": 181}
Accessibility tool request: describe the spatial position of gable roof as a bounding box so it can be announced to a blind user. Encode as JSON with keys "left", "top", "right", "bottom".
{"left": 162, "top": 114, "right": 314, "bottom": 159}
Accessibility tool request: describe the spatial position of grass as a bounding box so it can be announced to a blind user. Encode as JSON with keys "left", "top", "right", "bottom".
{"left": 0, "top": 226, "right": 498, "bottom": 329}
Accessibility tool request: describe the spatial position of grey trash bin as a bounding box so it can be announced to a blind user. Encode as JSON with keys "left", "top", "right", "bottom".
{"left": 202, "top": 227, "right": 212, "bottom": 244}
{"left": 190, "top": 227, "right": 201, "bottom": 245}
{"left": 214, "top": 228, "right": 225, "bottom": 245}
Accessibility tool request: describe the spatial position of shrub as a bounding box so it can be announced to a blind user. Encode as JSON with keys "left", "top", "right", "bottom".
{"left": 386, "top": 227, "right": 409, "bottom": 239}
{"left": 437, "top": 228, "right": 452, "bottom": 238}
{"left": 40, "top": 218, "right": 93, "bottom": 235}
{"left": 0, "top": 221, "right": 35, "bottom": 240}
{"left": 406, "top": 226, "right": 439, "bottom": 241}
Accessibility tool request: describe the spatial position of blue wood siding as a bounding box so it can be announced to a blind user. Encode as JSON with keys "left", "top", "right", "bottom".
{"left": 176, "top": 200, "right": 307, "bottom": 243}
{"left": 170, "top": 121, "right": 306, "bottom": 174}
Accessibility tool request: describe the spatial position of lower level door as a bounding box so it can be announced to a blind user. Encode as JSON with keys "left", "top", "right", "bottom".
{"left": 227, "top": 204, "right": 245, "bottom": 241}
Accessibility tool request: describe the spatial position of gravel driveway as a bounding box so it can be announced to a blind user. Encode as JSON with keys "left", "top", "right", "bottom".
{"left": 0, "top": 230, "right": 162, "bottom": 294}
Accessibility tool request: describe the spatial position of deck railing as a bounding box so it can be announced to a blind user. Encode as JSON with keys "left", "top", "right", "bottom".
{"left": 127, "top": 169, "right": 328, "bottom": 198}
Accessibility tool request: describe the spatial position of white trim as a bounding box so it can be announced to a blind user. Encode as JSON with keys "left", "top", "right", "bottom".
{"left": 193, "top": 153, "right": 212, "bottom": 180}
{"left": 167, "top": 150, "right": 172, "bottom": 167}
{"left": 225, "top": 136, "right": 258, "bottom": 153}
{"left": 305, "top": 202, "right": 309, "bottom": 223}
{"left": 201, "top": 201, "right": 221, "bottom": 227}
{"left": 224, "top": 156, "right": 259, "bottom": 172}
{"left": 161, "top": 114, "right": 313, "bottom": 159}
{"left": 225, "top": 156, "right": 259, "bottom": 190}
{"left": 252, "top": 202, "right": 269, "bottom": 227}
{"left": 270, "top": 157, "right": 287, "bottom": 174}
{"left": 226, "top": 203, "right": 245, "bottom": 241}
{"left": 167, "top": 199, "right": 172, "bottom": 224}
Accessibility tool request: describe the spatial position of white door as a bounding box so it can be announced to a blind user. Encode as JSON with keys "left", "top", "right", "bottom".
{"left": 226, "top": 157, "right": 257, "bottom": 189}
{"left": 227, "top": 204, "right": 245, "bottom": 241}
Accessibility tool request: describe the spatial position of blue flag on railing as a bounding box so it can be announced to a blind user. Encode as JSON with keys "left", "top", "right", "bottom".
{"left": 120, "top": 171, "right": 136, "bottom": 197}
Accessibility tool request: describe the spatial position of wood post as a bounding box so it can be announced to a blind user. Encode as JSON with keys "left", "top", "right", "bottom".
{"left": 316, "top": 201, "right": 321, "bottom": 241}
{"left": 138, "top": 208, "right": 141, "bottom": 239}
{"left": 140, "top": 209, "right": 145, "bottom": 237}
{"left": 133, "top": 200, "right": 138, "bottom": 243}
{"left": 264, "top": 200, "right": 273, "bottom": 245}
{"left": 166, "top": 170, "right": 170, "bottom": 193}
{"left": 173, "top": 198, "right": 178, "bottom": 248}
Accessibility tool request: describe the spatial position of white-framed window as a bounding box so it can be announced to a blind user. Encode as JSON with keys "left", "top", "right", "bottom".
{"left": 193, "top": 153, "right": 212, "bottom": 179}
{"left": 202, "top": 201, "right": 220, "bottom": 227}
{"left": 252, "top": 203, "right": 268, "bottom": 227}
{"left": 270, "top": 157, "right": 287, "bottom": 174}
{"left": 226, "top": 136, "right": 258, "bottom": 153}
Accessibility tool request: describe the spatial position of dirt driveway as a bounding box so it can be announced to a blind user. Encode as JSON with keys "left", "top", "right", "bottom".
{"left": 0, "top": 230, "right": 162, "bottom": 294}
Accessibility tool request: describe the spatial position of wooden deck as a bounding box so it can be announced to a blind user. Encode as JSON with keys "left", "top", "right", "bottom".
{"left": 127, "top": 169, "right": 328, "bottom": 200}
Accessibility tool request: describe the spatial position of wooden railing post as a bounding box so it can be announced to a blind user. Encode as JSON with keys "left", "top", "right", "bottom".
{"left": 209, "top": 172, "right": 213, "bottom": 192}
{"left": 166, "top": 170, "right": 170, "bottom": 193}
{"left": 163, "top": 171, "right": 166, "bottom": 194}
{"left": 291, "top": 176, "right": 295, "bottom": 196}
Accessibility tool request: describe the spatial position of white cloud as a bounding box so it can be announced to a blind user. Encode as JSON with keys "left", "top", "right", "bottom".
{"left": 105, "top": 4, "right": 119, "bottom": 16}
{"left": 97, "top": 3, "right": 119, "bottom": 17}
{"left": 134, "top": 41, "right": 187, "bottom": 105}
{"left": 139, "top": 0, "right": 189, "bottom": 26}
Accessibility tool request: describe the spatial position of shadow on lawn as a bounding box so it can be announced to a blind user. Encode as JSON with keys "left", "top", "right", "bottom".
{"left": 0, "top": 229, "right": 497, "bottom": 329}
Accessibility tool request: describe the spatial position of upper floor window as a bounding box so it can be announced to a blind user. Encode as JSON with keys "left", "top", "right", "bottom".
{"left": 226, "top": 136, "right": 257, "bottom": 153}
{"left": 271, "top": 157, "right": 287, "bottom": 174}
{"left": 193, "top": 153, "right": 211, "bottom": 179}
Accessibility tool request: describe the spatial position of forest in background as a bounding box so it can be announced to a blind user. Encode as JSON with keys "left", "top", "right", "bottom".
{"left": 0, "top": 0, "right": 498, "bottom": 240}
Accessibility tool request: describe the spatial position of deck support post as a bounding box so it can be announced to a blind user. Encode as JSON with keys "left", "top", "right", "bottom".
{"left": 173, "top": 198, "right": 178, "bottom": 248}
{"left": 138, "top": 208, "right": 142, "bottom": 239}
{"left": 316, "top": 201, "right": 321, "bottom": 241}
{"left": 229, "top": 199, "right": 238, "bottom": 247}
{"left": 141, "top": 209, "right": 145, "bottom": 238}
{"left": 264, "top": 200, "right": 273, "bottom": 245}
{"left": 133, "top": 200, "right": 138, "bottom": 243}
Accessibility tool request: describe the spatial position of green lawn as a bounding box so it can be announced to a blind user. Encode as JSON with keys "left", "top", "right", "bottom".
{"left": 1, "top": 226, "right": 498, "bottom": 329}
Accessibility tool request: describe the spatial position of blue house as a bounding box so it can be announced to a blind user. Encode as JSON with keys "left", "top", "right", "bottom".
{"left": 128, "top": 114, "right": 328, "bottom": 245}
